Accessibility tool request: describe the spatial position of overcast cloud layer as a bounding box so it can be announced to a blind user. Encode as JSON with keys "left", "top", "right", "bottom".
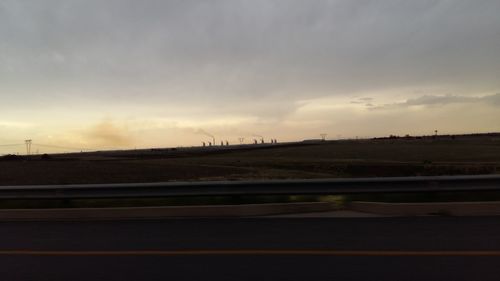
{"left": 1, "top": 0, "right": 500, "bottom": 153}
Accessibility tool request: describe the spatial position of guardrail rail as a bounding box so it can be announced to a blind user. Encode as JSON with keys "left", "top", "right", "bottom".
{"left": 0, "top": 175, "right": 499, "bottom": 199}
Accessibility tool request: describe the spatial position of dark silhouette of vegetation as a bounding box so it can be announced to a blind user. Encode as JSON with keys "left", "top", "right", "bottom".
{"left": 41, "top": 154, "right": 52, "bottom": 160}
{"left": 0, "top": 154, "right": 24, "bottom": 161}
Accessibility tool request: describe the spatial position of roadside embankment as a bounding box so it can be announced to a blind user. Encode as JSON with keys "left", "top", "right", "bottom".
{"left": 0, "top": 202, "right": 336, "bottom": 221}
{"left": 350, "top": 201, "right": 500, "bottom": 216}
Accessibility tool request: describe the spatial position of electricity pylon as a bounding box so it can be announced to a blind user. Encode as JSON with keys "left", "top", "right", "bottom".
{"left": 24, "top": 140, "right": 32, "bottom": 155}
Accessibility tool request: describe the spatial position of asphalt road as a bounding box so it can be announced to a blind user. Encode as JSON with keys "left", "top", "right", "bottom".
{"left": 1, "top": 217, "right": 500, "bottom": 280}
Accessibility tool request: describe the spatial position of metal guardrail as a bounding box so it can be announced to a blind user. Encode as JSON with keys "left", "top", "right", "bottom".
{"left": 0, "top": 175, "right": 499, "bottom": 199}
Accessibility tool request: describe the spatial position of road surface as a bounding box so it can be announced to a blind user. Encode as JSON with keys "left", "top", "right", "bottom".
{"left": 1, "top": 217, "right": 500, "bottom": 280}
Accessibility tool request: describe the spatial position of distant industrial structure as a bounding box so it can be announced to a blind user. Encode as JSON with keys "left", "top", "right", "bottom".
{"left": 197, "top": 133, "right": 280, "bottom": 148}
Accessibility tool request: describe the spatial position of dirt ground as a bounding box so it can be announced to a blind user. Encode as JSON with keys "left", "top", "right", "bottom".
{"left": 1, "top": 137, "right": 500, "bottom": 185}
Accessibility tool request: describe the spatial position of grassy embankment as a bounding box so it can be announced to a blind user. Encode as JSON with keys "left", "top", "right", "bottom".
{"left": 1, "top": 137, "right": 499, "bottom": 208}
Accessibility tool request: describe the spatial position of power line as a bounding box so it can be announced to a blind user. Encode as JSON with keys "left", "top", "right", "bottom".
{"left": 1, "top": 143, "right": 85, "bottom": 154}
{"left": 1, "top": 142, "right": 95, "bottom": 153}
{"left": 0, "top": 143, "right": 23, "bottom": 147}
{"left": 33, "top": 143, "right": 92, "bottom": 152}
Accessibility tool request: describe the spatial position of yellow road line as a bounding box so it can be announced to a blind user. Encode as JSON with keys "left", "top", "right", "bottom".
{"left": 1, "top": 250, "right": 500, "bottom": 256}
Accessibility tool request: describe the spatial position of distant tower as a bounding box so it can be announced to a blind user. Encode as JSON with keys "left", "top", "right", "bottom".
{"left": 238, "top": 137, "right": 245, "bottom": 144}
{"left": 254, "top": 139, "right": 257, "bottom": 144}
{"left": 261, "top": 139, "right": 264, "bottom": 144}
{"left": 202, "top": 142, "right": 206, "bottom": 147}
{"left": 320, "top": 134, "right": 327, "bottom": 141}
{"left": 434, "top": 130, "right": 438, "bottom": 136}
{"left": 226, "top": 141, "right": 229, "bottom": 146}
{"left": 221, "top": 141, "right": 224, "bottom": 146}
{"left": 24, "top": 140, "right": 32, "bottom": 155}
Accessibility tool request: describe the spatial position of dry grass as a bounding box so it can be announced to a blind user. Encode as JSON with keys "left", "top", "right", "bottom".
{"left": 1, "top": 137, "right": 500, "bottom": 185}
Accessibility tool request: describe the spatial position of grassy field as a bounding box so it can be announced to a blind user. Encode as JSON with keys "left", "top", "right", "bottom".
{"left": 1, "top": 136, "right": 500, "bottom": 185}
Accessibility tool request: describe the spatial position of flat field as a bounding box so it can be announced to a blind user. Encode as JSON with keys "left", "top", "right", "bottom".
{"left": 1, "top": 136, "right": 500, "bottom": 185}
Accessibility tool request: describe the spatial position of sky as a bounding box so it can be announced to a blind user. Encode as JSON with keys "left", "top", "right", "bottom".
{"left": 1, "top": 0, "right": 500, "bottom": 154}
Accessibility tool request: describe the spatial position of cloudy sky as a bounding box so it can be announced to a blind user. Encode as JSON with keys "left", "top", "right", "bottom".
{"left": 1, "top": 0, "right": 500, "bottom": 153}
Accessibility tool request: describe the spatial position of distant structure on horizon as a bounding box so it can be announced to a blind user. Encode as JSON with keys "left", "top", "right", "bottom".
{"left": 24, "top": 139, "right": 32, "bottom": 155}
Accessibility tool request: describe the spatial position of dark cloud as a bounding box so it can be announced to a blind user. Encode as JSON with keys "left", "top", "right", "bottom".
{"left": 1, "top": 0, "right": 500, "bottom": 108}
{"left": 372, "top": 93, "right": 500, "bottom": 109}
{"left": 484, "top": 93, "right": 500, "bottom": 105}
